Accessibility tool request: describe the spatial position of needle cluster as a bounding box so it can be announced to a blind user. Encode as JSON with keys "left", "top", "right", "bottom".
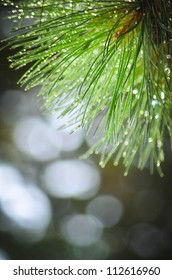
{"left": 1, "top": 0, "right": 172, "bottom": 175}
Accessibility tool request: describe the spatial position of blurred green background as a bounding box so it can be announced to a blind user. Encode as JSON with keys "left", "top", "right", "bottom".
{"left": 0, "top": 4, "right": 172, "bottom": 260}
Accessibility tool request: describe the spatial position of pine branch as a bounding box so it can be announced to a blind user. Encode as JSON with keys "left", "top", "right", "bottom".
{"left": 1, "top": 0, "right": 172, "bottom": 175}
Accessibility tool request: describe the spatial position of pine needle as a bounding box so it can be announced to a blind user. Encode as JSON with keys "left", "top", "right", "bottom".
{"left": 1, "top": 0, "right": 172, "bottom": 175}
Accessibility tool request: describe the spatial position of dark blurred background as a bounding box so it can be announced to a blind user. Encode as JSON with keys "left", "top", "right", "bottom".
{"left": 0, "top": 4, "right": 172, "bottom": 260}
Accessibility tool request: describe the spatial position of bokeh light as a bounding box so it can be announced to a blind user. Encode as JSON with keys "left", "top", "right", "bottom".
{"left": 60, "top": 214, "right": 103, "bottom": 247}
{"left": 0, "top": 163, "right": 52, "bottom": 241}
{"left": 42, "top": 159, "right": 100, "bottom": 199}
{"left": 86, "top": 195, "right": 123, "bottom": 227}
{"left": 0, "top": 163, "right": 24, "bottom": 204}
{"left": 13, "top": 116, "right": 61, "bottom": 161}
{"left": 0, "top": 4, "right": 172, "bottom": 259}
{"left": 72, "top": 239, "right": 110, "bottom": 259}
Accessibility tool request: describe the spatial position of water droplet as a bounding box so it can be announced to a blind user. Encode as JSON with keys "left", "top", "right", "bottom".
{"left": 123, "top": 152, "right": 126, "bottom": 157}
{"left": 144, "top": 111, "right": 149, "bottom": 117}
{"left": 161, "top": 92, "right": 165, "bottom": 100}
{"left": 124, "top": 140, "right": 129, "bottom": 146}
{"left": 99, "top": 161, "right": 105, "bottom": 168}
{"left": 148, "top": 138, "right": 153, "bottom": 143}
{"left": 133, "top": 89, "right": 138, "bottom": 95}
{"left": 157, "top": 140, "right": 162, "bottom": 148}
{"left": 152, "top": 100, "right": 158, "bottom": 106}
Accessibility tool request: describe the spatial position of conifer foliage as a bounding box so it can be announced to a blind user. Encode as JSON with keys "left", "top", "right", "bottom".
{"left": 1, "top": 0, "right": 172, "bottom": 175}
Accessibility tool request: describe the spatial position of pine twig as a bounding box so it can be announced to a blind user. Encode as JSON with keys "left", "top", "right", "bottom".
{"left": 1, "top": 0, "right": 172, "bottom": 175}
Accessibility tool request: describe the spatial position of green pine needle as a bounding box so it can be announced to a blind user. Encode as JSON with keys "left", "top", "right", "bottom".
{"left": 1, "top": 0, "right": 172, "bottom": 175}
